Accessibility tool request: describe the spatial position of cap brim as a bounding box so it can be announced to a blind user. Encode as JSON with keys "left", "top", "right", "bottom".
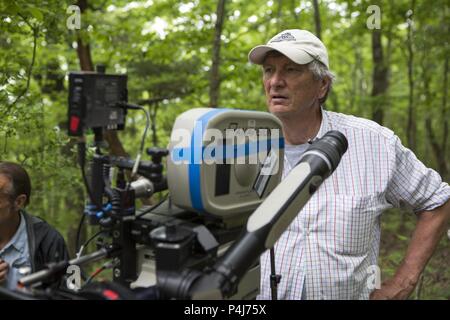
{"left": 248, "top": 43, "right": 315, "bottom": 65}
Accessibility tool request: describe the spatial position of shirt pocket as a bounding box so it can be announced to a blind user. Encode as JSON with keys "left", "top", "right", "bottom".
{"left": 329, "top": 194, "right": 379, "bottom": 256}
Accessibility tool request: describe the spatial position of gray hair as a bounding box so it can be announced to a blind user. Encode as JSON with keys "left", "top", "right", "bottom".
{"left": 307, "top": 60, "right": 336, "bottom": 105}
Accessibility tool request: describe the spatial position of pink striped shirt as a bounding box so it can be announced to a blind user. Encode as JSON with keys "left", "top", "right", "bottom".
{"left": 257, "top": 108, "right": 450, "bottom": 300}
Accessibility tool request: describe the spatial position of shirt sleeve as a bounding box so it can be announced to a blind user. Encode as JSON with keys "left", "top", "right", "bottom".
{"left": 385, "top": 134, "right": 450, "bottom": 213}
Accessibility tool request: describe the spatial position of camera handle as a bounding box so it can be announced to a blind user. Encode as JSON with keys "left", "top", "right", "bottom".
{"left": 18, "top": 245, "right": 120, "bottom": 288}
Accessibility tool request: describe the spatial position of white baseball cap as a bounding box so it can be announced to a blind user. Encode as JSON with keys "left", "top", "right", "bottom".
{"left": 248, "top": 29, "right": 329, "bottom": 69}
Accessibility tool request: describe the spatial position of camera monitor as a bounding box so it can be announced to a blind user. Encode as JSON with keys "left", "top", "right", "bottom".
{"left": 68, "top": 71, "right": 128, "bottom": 136}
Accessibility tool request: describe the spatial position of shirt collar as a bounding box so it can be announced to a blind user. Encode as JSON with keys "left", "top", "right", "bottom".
{"left": 313, "top": 106, "right": 330, "bottom": 141}
{"left": 1, "top": 212, "right": 27, "bottom": 254}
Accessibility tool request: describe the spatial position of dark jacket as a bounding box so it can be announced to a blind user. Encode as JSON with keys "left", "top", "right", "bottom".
{"left": 22, "top": 210, "right": 69, "bottom": 272}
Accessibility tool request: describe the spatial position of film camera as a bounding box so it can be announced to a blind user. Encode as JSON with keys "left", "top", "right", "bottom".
{"left": 1, "top": 70, "right": 348, "bottom": 300}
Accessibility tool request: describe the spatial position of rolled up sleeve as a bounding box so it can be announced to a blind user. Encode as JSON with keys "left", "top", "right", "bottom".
{"left": 386, "top": 135, "right": 450, "bottom": 213}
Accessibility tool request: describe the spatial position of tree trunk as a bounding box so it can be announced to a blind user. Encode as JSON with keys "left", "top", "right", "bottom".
{"left": 349, "top": 48, "right": 359, "bottom": 112}
{"left": 425, "top": 120, "right": 448, "bottom": 178}
{"left": 276, "top": 0, "right": 283, "bottom": 29}
{"left": 290, "top": 0, "right": 299, "bottom": 23}
{"left": 425, "top": 57, "right": 449, "bottom": 179}
{"left": 312, "top": 0, "right": 322, "bottom": 40}
{"left": 76, "top": 0, "right": 92, "bottom": 71}
{"left": 440, "top": 56, "right": 449, "bottom": 178}
{"left": 150, "top": 102, "right": 159, "bottom": 146}
{"left": 208, "top": 0, "right": 226, "bottom": 108}
{"left": 406, "top": 3, "right": 416, "bottom": 151}
{"left": 312, "top": 0, "right": 340, "bottom": 113}
{"left": 76, "top": 0, "right": 128, "bottom": 158}
{"left": 371, "top": 29, "right": 389, "bottom": 125}
{"left": 71, "top": 0, "right": 130, "bottom": 252}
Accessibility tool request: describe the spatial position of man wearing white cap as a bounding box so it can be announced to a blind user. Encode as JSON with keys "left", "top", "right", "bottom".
{"left": 248, "top": 29, "right": 450, "bottom": 300}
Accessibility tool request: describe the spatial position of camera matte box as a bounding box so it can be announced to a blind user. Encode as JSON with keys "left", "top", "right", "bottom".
{"left": 167, "top": 108, "right": 285, "bottom": 222}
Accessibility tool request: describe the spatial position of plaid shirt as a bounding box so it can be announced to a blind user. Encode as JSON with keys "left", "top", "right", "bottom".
{"left": 257, "top": 108, "right": 450, "bottom": 300}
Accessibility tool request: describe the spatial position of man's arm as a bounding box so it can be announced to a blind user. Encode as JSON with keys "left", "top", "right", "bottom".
{"left": 370, "top": 199, "right": 450, "bottom": 300}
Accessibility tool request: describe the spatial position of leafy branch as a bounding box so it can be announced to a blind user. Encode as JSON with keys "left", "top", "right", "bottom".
{"left": 7, "top": 13, "right": 39, "bottom": 113}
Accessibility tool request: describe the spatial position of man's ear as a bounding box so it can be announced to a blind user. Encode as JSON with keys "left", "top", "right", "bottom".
{"left": 14, "top": 194, "right": 27, "bottom": 210}
{"left": 318, "top": 77, "right": 330, "bottom": 100}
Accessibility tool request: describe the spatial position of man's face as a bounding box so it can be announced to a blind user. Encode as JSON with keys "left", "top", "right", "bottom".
{"left": 0, "top": 174, "right": 16, "bottom": 224}
{"left": 262, "top": 54, "right": 325, "bottom": 118}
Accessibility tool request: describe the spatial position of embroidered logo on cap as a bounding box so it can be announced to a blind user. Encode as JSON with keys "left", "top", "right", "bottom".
{"left": 270, "top": 32, "right": 296, "bottom": 43}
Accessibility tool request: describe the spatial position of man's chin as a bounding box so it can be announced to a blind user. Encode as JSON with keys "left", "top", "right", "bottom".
{"left": 269, "top": 105, "right": 293, "bottom": 117}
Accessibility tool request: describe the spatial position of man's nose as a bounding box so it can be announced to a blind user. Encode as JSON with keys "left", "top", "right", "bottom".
{"left": 269, "top": 71, "right": 285, "bottom": 87}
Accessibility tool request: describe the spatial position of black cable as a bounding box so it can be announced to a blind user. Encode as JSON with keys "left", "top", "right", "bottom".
{"left": 117, "top": 103, "right": 150, "bottom": 194}
{"left": 135, "top": 105, "right": 150, "bottom": 158}
{"left": 117, "top": 102, "right": 150, "bottom": 165}
{"left": 75, "top": 164, "right": 90, "bottom": 253}
{"left": 136, "top": 195, "right": 168, "bottom": 218}
{"left": 83, "top": 266, "right": 106, "bottom": 288}
{"left": 82, "top": 259, "right": 118, "bottom": 289}
{"left": 75, "top": 213, "right": 86, "bottom": 256}
{"left": 75, "top": 142, "right": 88, "bottom": 253}
{"left": 82, "top": 230, "right": 108, "bottom": 251}
{"left": 76, "top": 229, "right": 110, "bottom": 282}
{"left": 75, "top": 141, "right": 104, "bottom": 253}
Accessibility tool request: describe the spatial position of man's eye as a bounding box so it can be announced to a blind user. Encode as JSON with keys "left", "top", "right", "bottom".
{"left": 263, "top": 67, "right": 273, "bottom": 73}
